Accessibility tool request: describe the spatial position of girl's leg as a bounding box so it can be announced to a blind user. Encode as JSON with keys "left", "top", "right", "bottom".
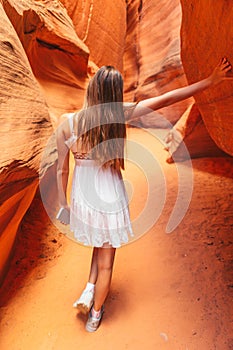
{"left": 73, "top": 248, "right": 98, "bottom": 311}
{"left": 93, "top": 247, "right": 116, "bottom": 311}
{"left": 88, "top": 247, "right": 98, "bottom": 284}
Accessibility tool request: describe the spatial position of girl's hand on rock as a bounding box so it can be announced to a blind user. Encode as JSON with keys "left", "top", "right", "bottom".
{"left": 210, "top": 57, "right": 233, "bottom": 84}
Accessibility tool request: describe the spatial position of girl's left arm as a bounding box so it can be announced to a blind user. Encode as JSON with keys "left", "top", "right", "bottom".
{"left": 56, "top": 117, "right": 70, "bottom": 223}
{"left": 131, "top": 57, "right": 232, "bottom": 118}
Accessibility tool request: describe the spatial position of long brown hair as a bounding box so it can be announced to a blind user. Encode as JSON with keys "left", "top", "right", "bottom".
{"left": 77, "top": 66, "right": 126, "bottom": 170}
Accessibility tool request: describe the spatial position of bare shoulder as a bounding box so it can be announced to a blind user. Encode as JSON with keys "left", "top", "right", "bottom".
{"left": 58, "top": 112, "right": 74, "bottom": 125}
{"left": 56, "top": 113, "right": 73, "bottom": 140}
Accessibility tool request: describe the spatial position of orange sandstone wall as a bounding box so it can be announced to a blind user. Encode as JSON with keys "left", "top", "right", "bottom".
{"left": 124, "top": 0, "right": 192, "bottom": 126}
{"left": 2, "top": 0, "right": 187, "bottom": 121}
{"left": 123, "top": 0, "right": 141, "bottom": 101}
{"left": 180, "top": 0, "right": 233, "bottom": 156}
{"left": 2, "top": 0, "right": 89, "bottom": 88}
{"left": 2, "top": 0, "right": 127, "bottom": 116}
{"left": 60, "top": 0, "right": 127, "bottom": 72}
{"left": 0, "top": 3, "right": 54, "bottom": 283}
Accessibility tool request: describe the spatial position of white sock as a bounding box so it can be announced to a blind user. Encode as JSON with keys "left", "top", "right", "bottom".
{"left": 85, "top": 282, "right": 95, "bottom": 292}
{"left": 92, "top": 307, "right": 101, "bottom": 319}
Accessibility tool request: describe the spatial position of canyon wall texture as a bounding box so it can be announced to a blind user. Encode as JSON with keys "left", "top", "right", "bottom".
{"left": 180, "top": 0, "right": 233, "bottom": 156}
{"left": 59, "top": 0, "right": 127, "bottom": 72}
{"left": 124, "top": 0, "right": 191, "bottom": 126}
{"left": 3, "top": 0, "right": 89, "bottom": 86}
{"left": 0, "top": 2, "right": 54, "bottom": 283}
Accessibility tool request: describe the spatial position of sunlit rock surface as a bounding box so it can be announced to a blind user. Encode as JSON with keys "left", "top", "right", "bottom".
{"left": 180, "top": 0, "right": 233, "bottom": 156}
{"left": 2, "top": 0, "right": 89, "bottom": 86}
{"left": 60, "top": 0, "right": 127, "bottom": 71}
{"left": 0, "top": 3, "right": 54, "bottom": 283}
{"left": 1, "top": 0, "right": 91, "bottom": 115}
{"left": 124, "top": 0, "right": 192, "bottom": 126}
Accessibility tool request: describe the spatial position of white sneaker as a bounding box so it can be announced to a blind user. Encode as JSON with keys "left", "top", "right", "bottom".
{"left": 85, "top": 306, "right": 104, "bottom": 332}
{"left": 73, "top": 289, "right": 94, "bottom": 314}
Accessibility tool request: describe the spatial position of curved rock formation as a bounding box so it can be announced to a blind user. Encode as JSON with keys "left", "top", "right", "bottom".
{"left": 164, "top": 103, "right": 226, "bottom": 163}
{"left": 2, "top": 0, "right": 89, "bottom": 87}
{"left": 123, "top": 0, "right": 141, "bottom": 102}
{"left": 125, "top": 0, "right": 192, "bottom": 126}
{"left": 2, "top": 0, "right": 188, "bottom": 123}
{"left": 2, "top": 0, "right": 91, "bottom": 116}
{"left": 180, "top": 0, "right": 233, "bottom": 156}
{"left": 2, "top": 0, "right": 128, "bottom": 117}
{"left": 0, "top": 3, "right": 54, "bottom": 283}
{"left": 60, "top": 0, "right": 127, "bottom": 72}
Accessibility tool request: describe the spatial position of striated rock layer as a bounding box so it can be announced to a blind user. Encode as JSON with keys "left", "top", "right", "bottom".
{"left": 2, "top": 0, "right": 91, "bottom": 116}
{"left": 2, "top": 0, "right": 89, "bottom": 87}
{"left": 2, "top": 0, "right": 189, "bottom": 123}
{"left": 60, "top": 0, "right": 127, "bottom": 72}
{"left": 180, "top": 0, "right": 233, "bottom": 156}
{"left": 0, "top": 3, "right": 54, "bottom": 283}
{"left": 2, "top": 0, "right": 128, "bottom": 117}
{"left": 125, "top": 0, "right": 192, "bottom": 126}
{"left": 123, "top": 0, "right": 141, "bottom": 101}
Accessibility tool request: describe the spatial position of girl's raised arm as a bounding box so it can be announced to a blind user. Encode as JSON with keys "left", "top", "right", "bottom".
{"left": 131, "top": 57, "right": 232, "bottom": 118}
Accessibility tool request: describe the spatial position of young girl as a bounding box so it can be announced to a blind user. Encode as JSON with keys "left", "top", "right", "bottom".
{"left": 56, "top": 58, "right": 231, "bottom": 332}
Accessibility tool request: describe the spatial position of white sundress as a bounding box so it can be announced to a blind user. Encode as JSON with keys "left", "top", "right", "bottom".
{"left": 64, "top": 113, "right": 134, "bottom": 248}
